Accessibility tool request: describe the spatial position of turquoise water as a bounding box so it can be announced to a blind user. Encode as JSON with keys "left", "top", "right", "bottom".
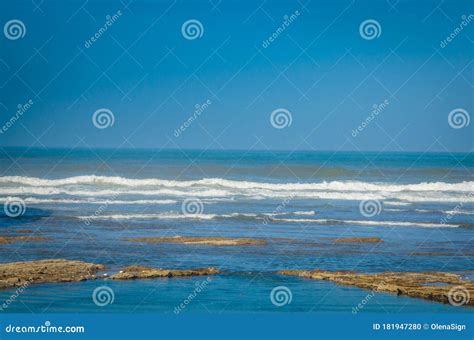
{"left": 0, "top": 148, "right": 472, "bottom": 313}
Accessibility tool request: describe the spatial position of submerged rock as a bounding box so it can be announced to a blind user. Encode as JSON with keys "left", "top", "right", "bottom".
{"left": 410, "top": 252, "right": 474, "bottom": 256}
{"left": 333, "top": 237, "right": 383, "bottom": 243}
{"left": 110, "top": 266, "right": 219, "bottom": 280}
{"left": 279, "top": 269, "right": 474, "bottom": 306}
{"left": 0, "top": 259, "right": 104, "bottom": 289}
{"left": 126, "top": 236, "right": 267, "bottom": 246}
{"left": 0, "top": 236, "right": 50, "bottom": 245}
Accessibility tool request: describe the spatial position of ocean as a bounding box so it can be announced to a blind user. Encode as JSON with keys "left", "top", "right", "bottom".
{"left": 0, "top": 147, "right": 472, "bottom": 313}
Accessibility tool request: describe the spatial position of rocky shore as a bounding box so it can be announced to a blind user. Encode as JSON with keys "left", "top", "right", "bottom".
{"left": 279, "top": 269, "right": 474, "bottom": 306}
{"left": 126, "top": 236, "right": 267, "bottom": 246}
{"left": 0, "top": 259, "right": 220, "bottom": 289}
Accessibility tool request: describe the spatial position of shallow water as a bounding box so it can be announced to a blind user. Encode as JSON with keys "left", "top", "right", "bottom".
{"left": 0, "top": 148, "right": 472, "bottom": 313}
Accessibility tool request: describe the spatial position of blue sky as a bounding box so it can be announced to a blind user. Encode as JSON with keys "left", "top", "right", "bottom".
{"left": 0, "top": 0, "right": 472, "bottom": 152}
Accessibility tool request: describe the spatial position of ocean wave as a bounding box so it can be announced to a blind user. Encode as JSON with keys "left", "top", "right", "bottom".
{"left": 0, "top": 176, "right": 472, "bottom": 203}
{"left": 75, "top": 212, "right": 459, "bottom": 228}
{"left": 1, "top": 175, "right": 473, "bottom": 192}
{"left": 444, "top": 209, "right": 474, "bottom": 215}
{"left": 385, "top": 208, "right": 474, "bottom": 215}
{"left": 0, "top": 197, "right": 177, "bottom": 205}
{"left": 77, "top": 212, "right": 267, "bottom": 221}
{"left": 292, "top": 211, "right": 316, "bottom": 216}
{"left": 77, "top": 213, "right": 218, "bottom": 220}
{"left": 0, "top": 187, "right": 230, "bottom": 198}
{"left": 383, "top": 201, "right": 412, "bottom": 206}
{"left": 270, "top": 218, "right": 459, "bottom": 228}
{"left": 0, "top": 187, "right": 470, "bottom": 203}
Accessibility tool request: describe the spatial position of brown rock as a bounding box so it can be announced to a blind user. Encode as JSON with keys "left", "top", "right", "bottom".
{"left": 0, "top": 236, "right": 50, "bottom": 245}
{"left": 126, "top": 236, "right": 267, "bottom": 246}
{"left": 110, "top": 266, "right": 219, "bottom": 280}
{"left": 0, "top": 259, "right": 104, "bottom": 289}
{"left": 333, "top": 237, "right": 383, "bottom": 243}
{"left": 279, "top": 269, "right": 474, "bottom": 306}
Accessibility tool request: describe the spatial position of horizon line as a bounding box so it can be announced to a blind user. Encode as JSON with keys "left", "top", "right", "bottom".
{"left": 0, "top": 145, "right": 473, "bottom": 155}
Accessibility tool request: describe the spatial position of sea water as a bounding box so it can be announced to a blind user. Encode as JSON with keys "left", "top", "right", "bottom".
{"left": 0, "top": 148, "right": 472, "bottom": 313}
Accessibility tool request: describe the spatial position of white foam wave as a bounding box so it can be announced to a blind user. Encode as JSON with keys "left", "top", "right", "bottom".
{"left": 1, "top": 187, "right": 469, "bottom": 202}
{"left": 384, "top": 201, "right": 412, "bottom": 206}
{"left": 75, "top": 211, "right": 459, "bottom": 228}
{"left": 0, "top": 197, "right": 177, "bottom": 205}
{"left": 77, "top": 213, "right": 217, "bottom": 220}
{"left": 0, "top": 176, "right": 472, "bottom": 203}
{"left": 445, "top": 209, "right": 474, "bottom": 215}
{"left": 292, "top": 211, "right": 316, "bottom": 216}
{"left": 271, "top": 218, "right": 459, "bottom": 228}
{"left": 1, "top": 175, "right": 472, "bottom": 192}
{"left": 384, "top": 207, "right": 474, "bottom": 216}
{"left": 0, "top": 187, "right": 230, "bottom": 198}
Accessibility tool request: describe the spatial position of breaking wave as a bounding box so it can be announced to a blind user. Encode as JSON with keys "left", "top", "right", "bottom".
{"left": 0, "top": 176, "right": 473, "bottom": 203}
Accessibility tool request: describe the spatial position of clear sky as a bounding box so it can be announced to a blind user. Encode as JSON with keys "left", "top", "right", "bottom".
{"left": 0, "top": 0, "right": 472, "bottom": 152}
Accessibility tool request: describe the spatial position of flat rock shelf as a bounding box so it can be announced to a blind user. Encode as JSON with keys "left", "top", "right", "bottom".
{"left": 279, "top": 269, "right": 474, "bottom": 306}
{"left": 126, "top": 236, "right": 267, "bottom": 246}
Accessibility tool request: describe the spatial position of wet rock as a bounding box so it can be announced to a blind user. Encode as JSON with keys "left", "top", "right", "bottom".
{"left": 0, "top": 259, "right": 105, "bottom": 289}
{"left": 110, "top": 266, "right": 219, "bottom": 280}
